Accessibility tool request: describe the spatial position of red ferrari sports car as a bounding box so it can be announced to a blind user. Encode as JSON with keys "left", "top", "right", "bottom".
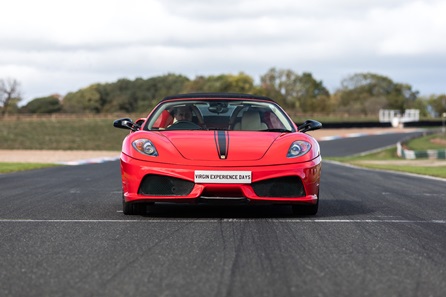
{"left": 114, "top": 93, "right": 322, "bottom": 215}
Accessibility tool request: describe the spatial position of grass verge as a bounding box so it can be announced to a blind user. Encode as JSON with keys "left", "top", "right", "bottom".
{"left": 326, "top": 147, "right": 446, "bottom": 179}
{"left": 0, "top": 117, "right": 129, "bottom": 150}
{"left": 405, "top": 133, "right": 446, "bottom": 150}
{"left": 0, "top": 163, "right": 60, "bottom": 174}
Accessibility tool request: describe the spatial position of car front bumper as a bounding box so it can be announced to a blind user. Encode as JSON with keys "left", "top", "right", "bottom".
{"left": 120, "top": 153, "right": 321, "bottom": 205}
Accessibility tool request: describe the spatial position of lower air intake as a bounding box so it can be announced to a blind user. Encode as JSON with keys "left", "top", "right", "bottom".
{"left": 252, "top": 176, "right": 306, "bottom": 197}
{"left": 138, "top": 175, "right": 194, "bottom": 196}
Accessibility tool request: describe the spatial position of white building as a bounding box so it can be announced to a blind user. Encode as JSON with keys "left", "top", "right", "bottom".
{"left": 379, "top": 109, "right": 420, "bottom": 127}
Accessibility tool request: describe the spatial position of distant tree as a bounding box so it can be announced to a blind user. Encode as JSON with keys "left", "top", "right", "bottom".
{"left": 0, "top": 78, "right": 22, "bottom": 116}
{"left": 101, "top": 74, "right": 190, "bottom": 113}
{"left": 428, "top": 94, "right": 446, "bottom": 117}
{"left": 184, "top": 73, "right": 255, "bottom": 94}
{"left": 23, "top": 95, "right": 62, "bottom": 114}
{"left": 136, "top": 74, "right": 190, "bottom": 111}
{"left": 183, "top": 76, "right": 207, "bottom": 93}
{"left": 294, "top": 72, "right": 330, "bottom": 113}
{"left": 6, "top": 98, "right": 21, "bottom": 114}
{"left": 224, "top": 72, "right": 256, "bottom": 93}
{"left": 386, "top": 83, "right": 418, "bottom": 111}
{"left": 259, "top": 68, "right": 330, "bottom": 112}
{"left": 100, "top": 79, "right": 135, "bottom": 113}
{"left": 259, "top": 68, "right": 289, "bottom": 106}
{"left": 63, "top": 85, "right": 101, "bottom": 113}
{"left": 405, "top": 97, "right": 429, "bottom": 117}
{"left": 335, "top": 73, "right": 419, "bottom": 115}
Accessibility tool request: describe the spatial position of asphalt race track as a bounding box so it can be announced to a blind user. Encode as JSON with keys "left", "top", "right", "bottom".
{"left": 1, "top": 132, "right": 445, "bottom": 297}
{"left": 319, "top": 131, "right": 423, "bottom": 157}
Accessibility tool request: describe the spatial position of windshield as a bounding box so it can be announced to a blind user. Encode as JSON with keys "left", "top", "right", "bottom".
{"left": 145, "top": 100, "right": 295, "bottom": 132}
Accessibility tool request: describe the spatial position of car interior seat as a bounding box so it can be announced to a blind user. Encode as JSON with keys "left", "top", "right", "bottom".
{"left": 234, "top": 110, "right": 268, "bottom": 130}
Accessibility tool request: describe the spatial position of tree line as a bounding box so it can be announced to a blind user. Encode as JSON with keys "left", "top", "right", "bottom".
{"left": 1, "top": 68, "right": 446, "bottom": 117}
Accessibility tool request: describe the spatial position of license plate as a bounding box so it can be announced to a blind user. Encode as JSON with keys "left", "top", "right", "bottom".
{"left": 194, "top": 170, "right": 252, "bottom": 184}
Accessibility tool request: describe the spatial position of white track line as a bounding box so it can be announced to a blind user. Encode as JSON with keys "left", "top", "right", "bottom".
{"left": 0, "top": 219, "right": 444, "bottom": 223}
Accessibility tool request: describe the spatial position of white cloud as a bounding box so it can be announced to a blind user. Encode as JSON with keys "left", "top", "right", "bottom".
{"left": 371, "top": 1, "right": 446, "bottom": 55}
{"left": 1, "top": 0, "right": 445, "bottom": 103}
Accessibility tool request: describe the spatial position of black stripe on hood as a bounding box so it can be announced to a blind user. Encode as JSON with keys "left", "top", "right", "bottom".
{"left": 214, "top": 130, "right": 229, "bottom": 159}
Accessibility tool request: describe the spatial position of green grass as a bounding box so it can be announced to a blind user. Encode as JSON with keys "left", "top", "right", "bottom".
{"left": 0, "top": 163, "right": 60, "bottom": 174}
{"left": 0, "top": 117, "right": 129, "bottom": 173}
{"left": 405, "top": 133, "right": 446, "bottom": 150}
{"left": 0, "top": 117, "right": 129, "bottom": 150}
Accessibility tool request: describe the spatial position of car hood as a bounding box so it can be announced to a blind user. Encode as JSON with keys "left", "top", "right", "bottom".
{"left": 163, "top": 131, "right": 280, "bottom": 161}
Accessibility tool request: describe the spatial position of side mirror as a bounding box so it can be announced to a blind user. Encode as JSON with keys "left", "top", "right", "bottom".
{"left": 133, "top": 118, "right": 146, "bottom": 130}
{"left": 298, "top": 119, "right": 322, "bottom": 133}
{"left": 113, "top": 118, "right": 134, "bottom": 130}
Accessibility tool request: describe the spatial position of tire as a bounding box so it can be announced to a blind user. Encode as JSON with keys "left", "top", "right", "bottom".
{"left": 122, "top": 195, "right": 146, "bottom": 215}
{"left": 292, "top": 191, "right": 319, "bottom": 216}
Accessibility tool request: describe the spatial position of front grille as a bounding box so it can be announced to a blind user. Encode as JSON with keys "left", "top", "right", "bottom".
{"left": 138, "top": 175, "right": 194, "bottom": 196}
{"left": 252, "top": 176, "right": 306, "bottom": 197}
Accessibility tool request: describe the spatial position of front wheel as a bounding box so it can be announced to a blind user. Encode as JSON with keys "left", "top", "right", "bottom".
{"left": 291, "top": 192, "right": 319, "bottom": 216}
{"left": 122, "top": 194, "right": 149, "bottom": 215}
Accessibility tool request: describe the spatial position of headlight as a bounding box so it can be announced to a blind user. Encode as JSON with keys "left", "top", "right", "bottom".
{"left": 132, "top": 139, "right": 158, "bottom": 156}
{"left": 287, "top": 141, "right": 311, "bottom": 158}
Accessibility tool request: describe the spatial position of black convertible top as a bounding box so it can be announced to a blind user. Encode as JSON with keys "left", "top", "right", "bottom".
{"left": 162, "top": 92, "right": 275, "bottom": 102}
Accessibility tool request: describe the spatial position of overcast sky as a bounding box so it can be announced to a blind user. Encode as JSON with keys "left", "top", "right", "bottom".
{"left": 1, "top": 0, "right": 445, "bottom": 103}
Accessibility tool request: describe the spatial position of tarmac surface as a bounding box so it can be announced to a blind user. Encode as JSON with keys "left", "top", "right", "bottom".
{"left": 1, "top": 134, "right": 445, "bottom": 297}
